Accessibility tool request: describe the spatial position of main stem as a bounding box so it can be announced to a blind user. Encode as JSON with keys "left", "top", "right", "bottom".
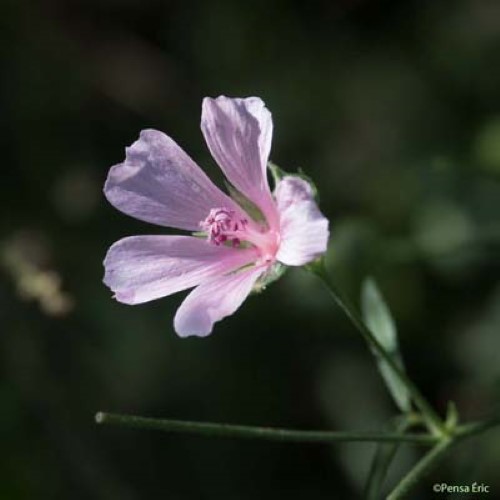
{"left": 388, "top": 437, "right": 454, "bottom": 499}
{"left": 311, "top": 261, "right": 446, "bottom": 436}
{"left": 95, "top": 412, "right": 437, "bottom": 444}
{"left": 387, "top": 414, "right": 500, "bottom": 498}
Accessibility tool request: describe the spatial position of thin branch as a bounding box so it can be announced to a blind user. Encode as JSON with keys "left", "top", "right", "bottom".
{"left": 365, "top": 416, "right": 414, "bottom": 499}
{"left": 387, "top": 415, "right": 500, "bottom": 499}
{"left": 387, "top": 438, "right": 454, "bottom": 500}
{"left": 456, "top": 415, "right": 500, "bottom": 440}
{"left": 310, "top": 261, "right": 446, "bottom": 436}
{"left": 95, "top": 412, "right": 437, "bottom": 445}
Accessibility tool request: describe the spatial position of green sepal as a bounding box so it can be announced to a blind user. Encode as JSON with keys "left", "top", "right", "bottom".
{"left": 304, "top": 256, "right": 326, "bottom": 276}
{"left": 268, "top": 161, "right": 287, "bottom": 186}
{"left": 252, "top": 262, "right": 287, "bottom": 293}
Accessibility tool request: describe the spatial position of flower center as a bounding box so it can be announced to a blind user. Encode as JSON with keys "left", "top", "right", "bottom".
{"left": 200, "top": 207, "right": 279, "bottom": 263}
{"left": 200, "top": 208, "right": 248, "bottom": 247}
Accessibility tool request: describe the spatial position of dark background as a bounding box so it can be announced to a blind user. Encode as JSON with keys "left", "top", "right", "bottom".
{"left": 1, "top": 0, "right": 500, "bottom": 498}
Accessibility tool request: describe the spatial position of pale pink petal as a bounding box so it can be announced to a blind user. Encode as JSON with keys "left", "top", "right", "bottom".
{"left": 103, "top": 235, "right": 258, "bottom": 304}
{"left": 275, "top": 176, "right": 329, "bottom": 266}
{"left": 274, "top": 175, "right": 315, "bottom": 212}
{"left": 174, "top": 265, "right": 266, "bottom": 337}
{"left": 201, "top": 96, "right": 279, "bottom": 229}
{"left": 104, "top": 129, "right": 245, "bottom": 231}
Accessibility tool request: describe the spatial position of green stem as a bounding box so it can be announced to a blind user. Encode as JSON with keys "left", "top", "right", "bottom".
{"left": 95, "top": 412, "right": 437, "bottom": 445}
{"left": 310, "top": 261, "right": 446, "bottom": 436}
{"left": 388, "top": 437, "right": 454, "bottom": 500}
{"left": 456, "top": 414, "right": 500, "bottom": 439}
{"left": 387, "top": 415, "right": 500, "bottom": 499}
{"left": 365, "top": 416, "right": 414, "bottom": 499}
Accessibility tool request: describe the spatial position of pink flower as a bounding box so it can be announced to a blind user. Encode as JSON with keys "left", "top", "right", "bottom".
{"left": 103, "top": 96, "right": 329, "bottom": 337}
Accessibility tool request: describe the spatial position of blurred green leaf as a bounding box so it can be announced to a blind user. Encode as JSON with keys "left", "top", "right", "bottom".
{"left": 361, "top": 278, "right": 411, "bottom": 413}
{"left": 474, "top": 118, "right": 500, "bottom": 174}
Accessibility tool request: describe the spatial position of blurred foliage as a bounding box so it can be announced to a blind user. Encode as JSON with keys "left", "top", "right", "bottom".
{"left": 1, "top": 0, "right": 499, "bottom": 498}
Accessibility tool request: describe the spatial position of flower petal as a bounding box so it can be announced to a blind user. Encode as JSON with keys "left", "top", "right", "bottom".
{"left": 274, "top": 175, "right": 315, "bottom": 212}
{"left": 174, "top": 265, "right": 265, "bottom": 337}
{"left": 103, "top": 235, "right": 258, "bottom": 304}
{"left": 104, "top": 129, "right": 244, "bottom": 231}
{"left": 275, "top": 176, "right": 329, "bottom": 266}
{"left": 201, "top": 96, "right": 279, "bottom": 229}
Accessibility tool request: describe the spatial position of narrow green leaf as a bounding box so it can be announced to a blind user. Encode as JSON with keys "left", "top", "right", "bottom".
{"left": 361, "top": 278, "right": 411, "bottom": 412}
{"left": 365, "top": 415, "right": 412, "bottom": 499}
{"left": 366, "top": 441, "right": 398, "bottom": 499}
